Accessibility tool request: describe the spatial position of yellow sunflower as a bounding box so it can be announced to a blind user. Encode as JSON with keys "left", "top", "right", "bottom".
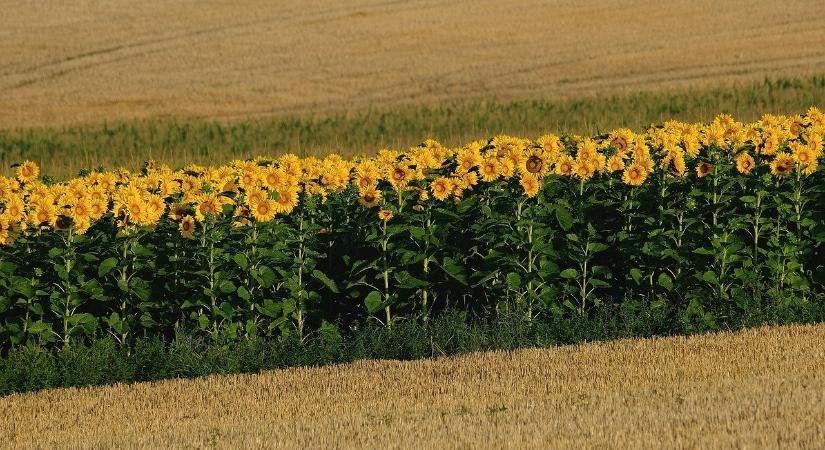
{"left": 16, "top": 161, "right": 40, "bottom": 183}
{"left": 378, "top": 209, "right": 393, "bottom": 222}
{"left": 252, "top": 199, "right": 277, "bottom": 223}
{"left": 519, "top": 174, "right": 540, "bottom": 198}
{"left": 179, "top": 215, "right": 196, "bottom": 238}
{"left": 622, "top": 162, "right": 648, "bottom": 186}
{"left": 769, "top": 152, "right": 794, "bottom": 177}
{"left": 430, "top": 177, "right": 452, "bottom": 201}
{"left": 735, "top": 152, "right": 756, "bottom": 174}
{"left": 696, "top": 162, "right": 715, "bottom": 178}
{"left": 358, "top": 186, "right": 381, "bottom": 208}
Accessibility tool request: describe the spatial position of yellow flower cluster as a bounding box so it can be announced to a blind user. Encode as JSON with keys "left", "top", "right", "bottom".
{"left": 1, "top": 108, "right": 823, "bottom": 245}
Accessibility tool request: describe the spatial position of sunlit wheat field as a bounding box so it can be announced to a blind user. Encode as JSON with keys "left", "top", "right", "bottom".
{"left": 1, "top": 0, "right": 824, "bottom": 128}
{"left": 2, "top": 323, "right": 823, "bottom": 449}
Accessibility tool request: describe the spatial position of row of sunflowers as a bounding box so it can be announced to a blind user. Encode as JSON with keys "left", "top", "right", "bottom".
{"left": 1, "top": 108, "right": 824, "bottom": 349}
{"left": 2, "top": 108, "right": 824, "bottom": 245}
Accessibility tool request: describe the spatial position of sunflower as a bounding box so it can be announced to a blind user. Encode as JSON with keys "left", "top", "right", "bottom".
{"left": 195, "top": 195, "right": 221, "bottom": 222}
{"left": 622, "top": 162, "right": 648, "bottom": 186}
{"left": 32, "top": 203, "right": 57, "bottom": 228}
{"left": 792, "top": 144, "right": 816, "bottom": 167}
{"left": 358, "top": 186, "right": 381, "bottom": 208}
{"left": 274, "top": 185, "right": 299, "bottom": 214}
{"left": 479, "top": 158, "right": 500, "bottom": 182}
{"left": 455, "top": 146, "right": 482, "bottom": 174}
{"left": 3, "top": 195, "right": 25, "bottom": 221}
{"left": 89, "top": 198, "right": 108, "bottom": 219}
{"left": 245, "top": 188, "right": 267, "bottom": 207}
{"left": 554, "top": 155, "right": 575, "bottom": 176}
{"left": 607, "top": 128, "right": 634, "bottom": 154}
{"left": 735, "top": 152, "right": 755, "bottom": 174}
{"left": 770, "top": 152, "right": 794, "bottom": 176}
{"left": 430, "top": 177, "right": 452, "bottom": 201}
{"left": 378, "top": 209, "right": 393, "bottom": 222}
{"left": 16, "top": 161, "right": 40, "bottom": 183}
{"left": 519, "top": 174, "right": 540, "bottom": 198}
{"left": 69, "top": 199, "right": 92, "bottom": 222}
{"left": 387, "top": 164, "right": 411, "bottom": 189}
{"left": 251, "top": 199, "right": 277, "bottom": 223}
{"left": 179, "top": 215, "right": 196, "bottom": 238}
{"left": 607, "top": 155, "right": 625, "bottom": 172}
{"left": 696, "top": 161, "right": 715, "bottom": 178}
{"left": 521, "top": 149, "right": 549, "bottom": 177}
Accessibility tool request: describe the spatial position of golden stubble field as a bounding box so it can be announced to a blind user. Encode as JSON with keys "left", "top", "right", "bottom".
{"left": 2, "top": 323, "right": 824, "bottom": 449}
{"left": 1, "top": 0, "right": 825, "bottom": 128}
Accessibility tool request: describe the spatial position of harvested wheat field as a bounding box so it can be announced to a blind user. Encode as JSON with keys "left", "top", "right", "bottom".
{"left": 2, "top": 324, "right": 824, "bottom": 449}
{"left": 1, "top": 0, "right": 825, "bottom": 128}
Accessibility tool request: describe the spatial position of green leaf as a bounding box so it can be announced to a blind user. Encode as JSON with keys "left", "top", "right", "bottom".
{"left": 506, "top": 272, "right": 522, "bottom": 290}
{"left": 258, "top": 266, "right": 277, "bottom": 288}
{"left": 588, "top": 243, "right": 609, "bottom": 252}
{"left": 233, "top": 254, "right": 249, "bottom": 271}
{"left": 441, "top": 257, "right": 467, "bottom": 285}
{"left": 237, "top": 286, "right": 251, "bottom": 301}
{"left": 312, "top": 269, "right": 339, "bottom": 293}
{"left": 395, "top": 271, "right": 429, "bottom": 289}
{"left": 219, "top": 281, "right": 236, "bottom": 294}
{"left": 364, "top": 291, "right": 383, "bottom": 314}
{"left": 560, "top": 268, "right": 578, "bottom": 279}
{"left": 658, "top": 273, "right": 673, "bottom": 292}
{"left": 702, "top": 271, "right": 718, "bottom": 284}
{"left": 555, "top": 205, "right": 574, "bottom": 231}
{"left": 629, "top": 268, "right": 642, "bottom": 284}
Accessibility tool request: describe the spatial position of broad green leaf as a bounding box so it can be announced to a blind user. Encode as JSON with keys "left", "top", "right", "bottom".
{"left": 364, "top": 291, "right": 383, "bottom": 314}
{"left": 560, "top": 268, "right": 578, "bottom": 279}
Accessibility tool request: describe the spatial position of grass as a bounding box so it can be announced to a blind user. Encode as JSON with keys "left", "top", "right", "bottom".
{"left": 2, "top": 74, "right": 825, "bottom": 179}
{"left": 2, "top": 322, "right": 823, "bottom": 448}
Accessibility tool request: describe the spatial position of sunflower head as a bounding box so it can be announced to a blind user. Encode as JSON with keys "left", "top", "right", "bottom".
{"left": 519, "top": 174, "right": 540, "bottom": 198}
{"left": 622, "top": 162, "right": 648, "bottom": 186}
{"left": 430, "top": 177, "right": 452, "bottom": 201}
{"left": 378, "top": 209, "right": 394, "bottom": 222}
{"left": 358, "top": 187, "right": 381, "bottom": 208}
{"left": 179, "top": 215, "right": 196, "bottom": 238}
{"left": 770, "top": 152, "right": 795, "bottom": 177}
{"left": 16, "top": 161, "right": 40, "bottom": 183}
{"left": 696, "top": 162, "right": 715, "bottom": 178}
{"left": 735, "top": 152, "right": 755, "bottom": 174}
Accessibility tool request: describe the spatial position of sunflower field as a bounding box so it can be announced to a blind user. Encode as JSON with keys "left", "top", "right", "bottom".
{"left": 1, "top": 109, "right": 825, "bottom": 350}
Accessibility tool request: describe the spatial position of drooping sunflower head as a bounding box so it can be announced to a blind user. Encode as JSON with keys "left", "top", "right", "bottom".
{"left": 378, "top": 209, "right": 393, "bottom": 222}
{"left": 519, "top": 174, "right": 540, "bottom": 198}
{"left": 734, "top": 152, "right": 755, "bottom": 174}
{"left": 179, "top": 215, "right": 196, "bottom": 238}
{"left": 358, "top": 187, "right": 381, "bottom": 209}
{"left": 770, "top": 152, "right": 795, "bottom": 177}
{"left": 696, "top": 161, "right": 715, "bottom": 178}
